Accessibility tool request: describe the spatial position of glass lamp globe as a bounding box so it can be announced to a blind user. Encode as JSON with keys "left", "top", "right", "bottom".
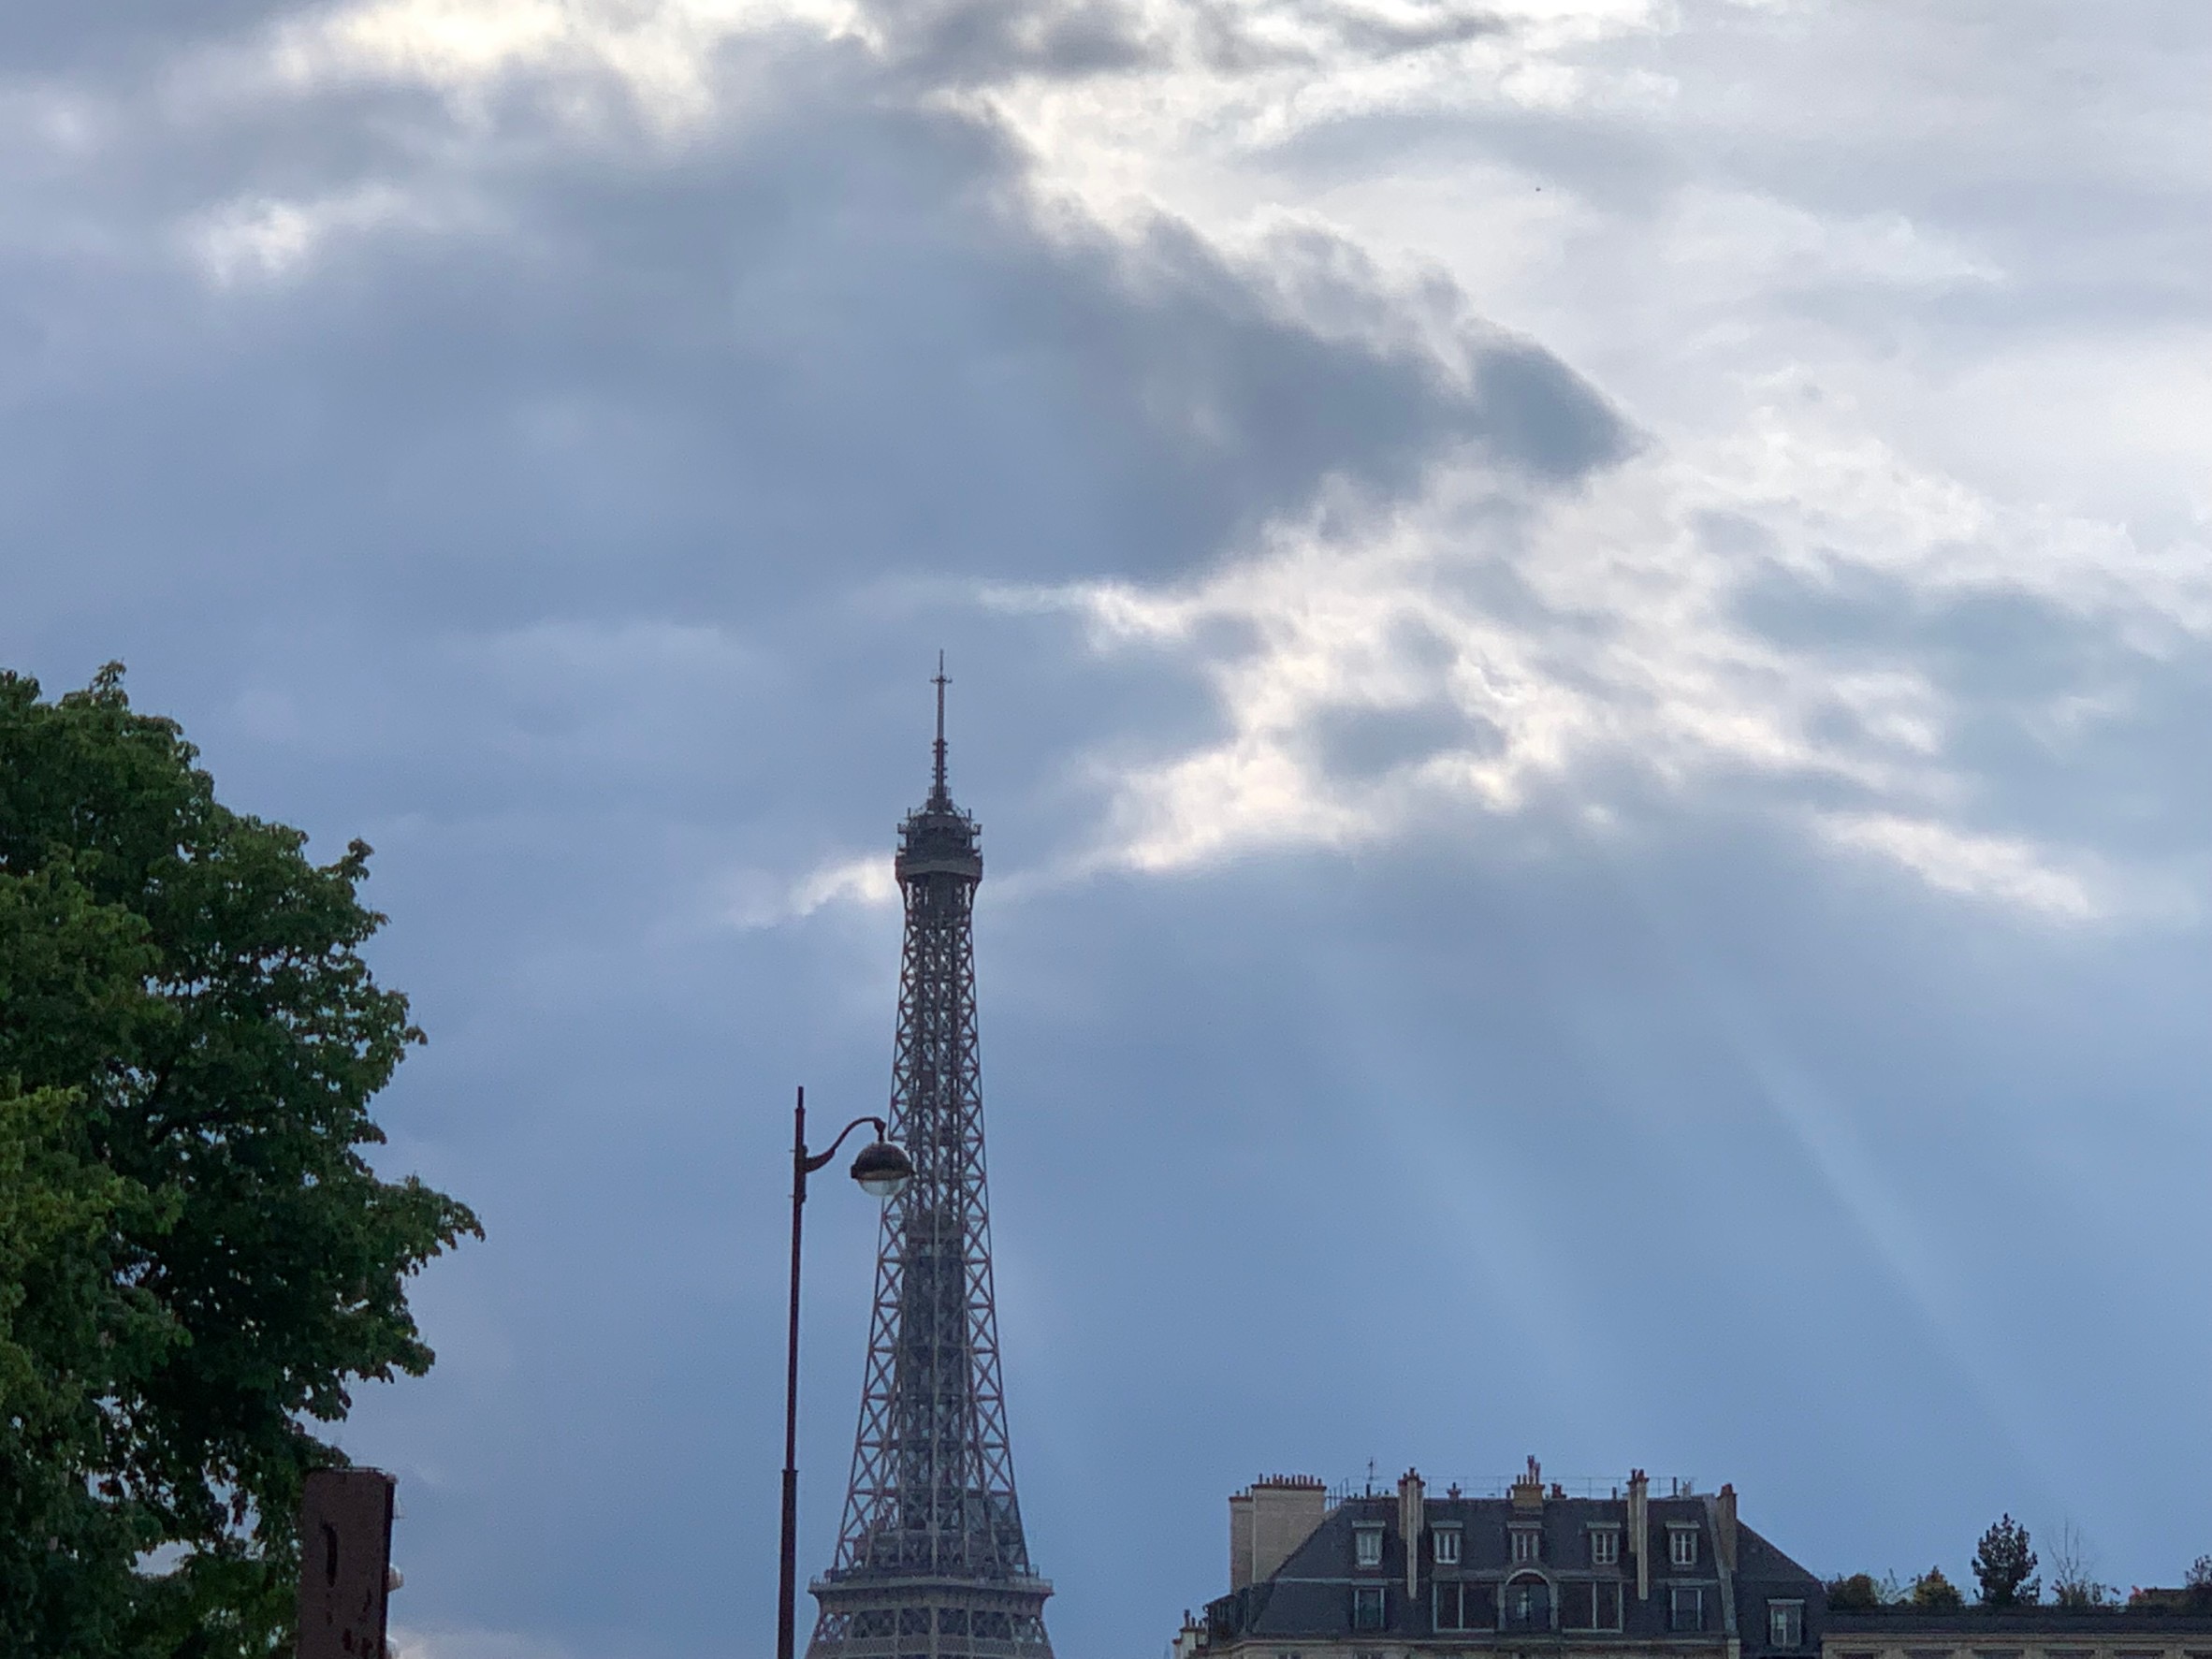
{"left": 850, "top": 1140, "right": 913, "bottom": 1201}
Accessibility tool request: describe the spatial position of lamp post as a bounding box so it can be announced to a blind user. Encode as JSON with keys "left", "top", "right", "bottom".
{"left": 779, "top": 1085, "right": 913, "bottom": 1659}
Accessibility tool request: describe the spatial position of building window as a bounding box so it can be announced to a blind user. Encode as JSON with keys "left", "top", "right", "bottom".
{"left": 1563, "top": 1582, "right": 1594, "bottom": 1629}
{"left": 1590, "top": 1529, "right": 1620, "bottom": 1566}
{"left": 1436, "top": 1583, "right": 1473, "bottom": 1632}
{"left": 1463, "top": 1582, "right": 1497, "bottom": 1629}
{"left": 1511, "top": 1527, "right": 1540, "bottom": 1564}
{"left": 1595, "top": 1581, "right": 1623, "bottom": 1629}
{"left": 1351, "top": 1586, "right": 1385, "bottom": 1630}
{"left": 1354, "top": 1526, "right": 1384, "bottom": 1569}
{"left": 1563, "top": 1580, "right": 1624, "bottom": 1631}
{"left": 1670, "top": 1586, "right": 1707, "bottom": 1632}
{"left": 1669, "top": 1527, "right": 1698, "bottom": 1567}
{"left": 1434, "top": 1528, "right": 1462, "bottom": 1565}
{"left": 1769, "top": 1601, "right": 1803, "bottom": 1649}
{"left": 1505, "top": 1575, "right": 1552, "bottom": 1632}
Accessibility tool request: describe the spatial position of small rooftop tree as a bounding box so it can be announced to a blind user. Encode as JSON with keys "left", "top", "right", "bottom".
{"left": 2049, "top": 1522, "right": 2114, "bottom": 1608}
{"left": 1913, "top": 1567, "right": 1964, "bottom": 1610}
{"left": 2186, "top": 1557, "right": 2212, "bottom": 1611}
{"left": 1974, "top": 1516, "right": 2040, "bottom": 1608}
{"left": 1827, "top": 1575, "right": 1884, "bottom": 1612}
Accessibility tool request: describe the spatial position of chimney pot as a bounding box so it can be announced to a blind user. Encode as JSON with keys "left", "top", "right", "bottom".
{"left": 1398, "top": 1469, "right": 1425, "bottom": 1602}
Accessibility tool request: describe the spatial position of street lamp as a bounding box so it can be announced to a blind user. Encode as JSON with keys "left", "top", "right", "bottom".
{"left": 779, "top": 1085, "right": 912, "bottom": 1659}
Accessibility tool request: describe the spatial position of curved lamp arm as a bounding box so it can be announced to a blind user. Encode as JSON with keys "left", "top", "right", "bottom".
{"left": 801, "top": 1114, "right": 887, "bottom": 1176}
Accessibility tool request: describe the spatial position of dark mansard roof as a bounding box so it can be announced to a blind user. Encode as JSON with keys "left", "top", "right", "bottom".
{"left": 1207, "top": 1489, "right": 1825, "bottom": 1649}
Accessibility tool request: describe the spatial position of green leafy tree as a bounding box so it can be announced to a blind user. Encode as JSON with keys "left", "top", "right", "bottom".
{"left": 1912, "top": 1567, "right": 1963, "bottom": 1610}
{"left": 0, "top": 666, "right": 479, "bottom": 1657}
{"left": 1973, "top": 1515, "right": 2040, "bottom": 1608}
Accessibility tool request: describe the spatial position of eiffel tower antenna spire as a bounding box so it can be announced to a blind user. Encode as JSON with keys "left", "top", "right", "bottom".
{"left": 931, "top": 651, "right": 950, "bottom": 804}
{"left": 807, "top": 669, "right": 1054, "bottom": 1659}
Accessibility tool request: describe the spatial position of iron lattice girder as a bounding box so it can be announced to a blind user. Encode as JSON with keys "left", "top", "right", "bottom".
{"left": 808, "top": 754, "right": 1053, "bottom": 1659}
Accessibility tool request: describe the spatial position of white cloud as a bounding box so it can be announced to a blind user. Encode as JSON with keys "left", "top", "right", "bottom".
{"left": 721, "top": 852, "right": 898, "bottom": 929}
{"left": 1816, "top": 811, "right": 2097, "bottom": 922}
{"left": 186, "top": 182, "right": 429, "bottom": 284}
{"left": 262, "top": 0, "right": 877, "bottom": 126}
{"left": 999, "top": 371, "right": 2204, "bottom": 917}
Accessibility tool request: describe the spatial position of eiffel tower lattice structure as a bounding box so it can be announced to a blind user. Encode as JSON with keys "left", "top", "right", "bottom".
{"left": 807, "top": 665, "right": 1054, "bottom": 1659}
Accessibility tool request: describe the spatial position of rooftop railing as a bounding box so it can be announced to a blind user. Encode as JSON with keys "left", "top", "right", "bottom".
{"left": 1325, "top": 1475, "right": 1706, "bottom": 1506}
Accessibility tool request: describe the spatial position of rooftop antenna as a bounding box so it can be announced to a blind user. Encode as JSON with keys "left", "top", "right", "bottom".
{"left": 931, "top": 650, "right": 950, "bottom": 803}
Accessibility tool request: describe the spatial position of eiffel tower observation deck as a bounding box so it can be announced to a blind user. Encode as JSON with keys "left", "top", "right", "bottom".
{"left": 807, "top": 664, "right": 1054, "bottom": 1659}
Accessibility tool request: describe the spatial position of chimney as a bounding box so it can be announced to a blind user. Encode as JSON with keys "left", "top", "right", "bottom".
{"left": 1244, "top": 1477, "right": 1329, "bottom": 1586}
{"left": 1398, "top": 1469, "right": 1425, "bottom": 1601}
{"left": 1230, "top": 1490, "right": 1254, "bottom": 1590}
{"left": 1627, "top": 1469, "right": 1650, "bottom": 1603}
{"left": 1510, "top": 1455, "right": 1545, "bottom": 1510}
{"left": 1715, "top": 1484, "right": 1739, "bottom": 1573}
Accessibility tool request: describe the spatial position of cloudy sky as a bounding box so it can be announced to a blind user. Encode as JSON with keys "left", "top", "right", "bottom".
{"left": 6, "top": 0, "right": 2211, "bottom": 1652}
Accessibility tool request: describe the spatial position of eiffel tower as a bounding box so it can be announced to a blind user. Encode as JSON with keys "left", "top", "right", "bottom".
{"left": 807, "top": 664, "right": 1054, "bottom": 1659}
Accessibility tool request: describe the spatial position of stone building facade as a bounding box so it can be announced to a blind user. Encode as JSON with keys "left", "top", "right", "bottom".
{"left": 1185, "top": 1461, "right": 1825, "bottom": 1659}
{"left": 1822, "top": 1610, "right": 2212, "bottom": 1659}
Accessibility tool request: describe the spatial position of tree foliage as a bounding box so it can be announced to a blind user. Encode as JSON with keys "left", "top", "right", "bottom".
{"left": 1911, "top": 1567, "right": 1963, "bottom": 1610}
{"left": 2187, "top": 1556, "right": 2212, "bottom": 1611}
{"left": 1973, "top": 1515, "right": 2040, "bottom": 1608}
{"left": 0, "top": 665, "right": 479, "bottom": 1657}
{"left": 1826, "top": 1574, "right": 1885, "bottom": 1611}
{"left": 2048, "top": 1521, "right": 2114, "bottom": 1609}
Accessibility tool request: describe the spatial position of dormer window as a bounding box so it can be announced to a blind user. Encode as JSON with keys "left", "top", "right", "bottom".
{"left": 1769, "top": 1600, "right": 1804, "bottom": 1649}
{"left": 1590, "top": 1527, "right": 1620, "bottom": 1566}
{"left": 1433, "top": 1526, "right": 1463, "bottom": 1565}
{"left": 1351, "top": 1585, "right": 1385, "bottom": 1629}
{"left": 1668, "top": 1524, "right": 1698, "bottom": 1568}
{"left": 1354, "top": 1525, "right": 1384, "bottom": 1569}
{"left": 1510, "top": 1525, "right": 1540, "bottom": 1564}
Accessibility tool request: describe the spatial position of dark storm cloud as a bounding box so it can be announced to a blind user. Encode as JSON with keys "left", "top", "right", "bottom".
{"left": 1332, "top": 5, "right": 1507, "bottom": 59}
{"left": 1, "top": 39, "right": 1620, "bottom": 658}
{"left": 864, "top": 0, "right": 1157, "bottom": 84}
